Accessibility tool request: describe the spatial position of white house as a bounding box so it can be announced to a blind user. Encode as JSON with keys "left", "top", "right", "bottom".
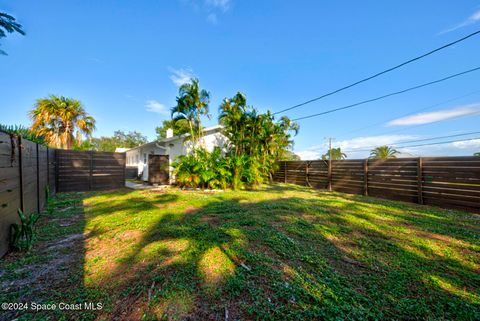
{"left": 124, "top": 125, "right": 227, "bottom": 183}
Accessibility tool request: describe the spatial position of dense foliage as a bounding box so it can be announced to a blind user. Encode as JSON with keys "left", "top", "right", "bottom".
{"left": 92, "top": 130, "right": 147, "bottom": 151}
{"left": 29, "top": 95, "right": 95, "bottom": 149}
{"left": 172, "top": 84, "right": 299, "bottom": 190}
{"left": 0, "top": 124, "right": 46, "bottom": 145}
{"left": 0, "top": 12, "right": 25, "bottom": 55}
{"left": 171, "top": 78, "right": 210, "bottom": 143}
{"left": 155, "top": 119, "right": 190, "bottom": 140}
{"left": 322, "top": 147, "right": 346, "bottom": 160}
{"left": 370, "top": 145, "right": 398, "bottom": 159}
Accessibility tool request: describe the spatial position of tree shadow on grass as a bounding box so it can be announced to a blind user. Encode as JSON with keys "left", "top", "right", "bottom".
{"left": 0, "top": 191, "right": 94, "bottom": 321}
{"left": 81, "top": 188, "right": 479, "bottom": 320}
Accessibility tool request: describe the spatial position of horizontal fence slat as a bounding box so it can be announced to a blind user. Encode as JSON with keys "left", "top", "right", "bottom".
{"left": 275, "top": 157, "right": 480, "bottom": 213}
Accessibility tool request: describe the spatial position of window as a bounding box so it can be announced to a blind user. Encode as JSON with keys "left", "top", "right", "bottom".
{"left": 144, "top": 153, "right": 147, "bottom": 164}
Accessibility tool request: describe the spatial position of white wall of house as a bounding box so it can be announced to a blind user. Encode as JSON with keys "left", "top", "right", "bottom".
{"left": 124, "top": 126, "right": 228, "bottom": 183}
{"left": 125, "top": 143, "right": 167, "bottom": 181}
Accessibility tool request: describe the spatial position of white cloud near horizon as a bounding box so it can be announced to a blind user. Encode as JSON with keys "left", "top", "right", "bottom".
{"left": 387, "top": 104, "right": 480, "bottom": 126}
{"left": 295, "top": 134, "right": 480, "bottom": 160}
{"left": 296, "top": 134, "right": 416, "bottom": 160}
{"left": 440, "top": 9, "right": 480, "bottom": 34}
{"left": 168, "top": 67, "right": 195, "bottom": 87}
{"left": 145, "top": 100, "right": 169, "bottom": 115}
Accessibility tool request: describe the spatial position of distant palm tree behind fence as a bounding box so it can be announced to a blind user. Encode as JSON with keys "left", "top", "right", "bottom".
{"left": 0, "top": 131, "right": 125, "bottom": 257}
{"left": 273, "top": 157, "right": 480, "bottom": 213}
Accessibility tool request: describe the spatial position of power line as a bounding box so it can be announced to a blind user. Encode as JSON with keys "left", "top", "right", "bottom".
{"left": 395, "top": 137, "right": 480, "bottom": 149}
{"left": 336, "top": 89, "right": 480, "bottom": 139}
{"left": 292, "top": 66, "right": 480, "bottom": 121}
{"left": 274, "top": 29, "right": 480, "bottom": 115}
{"left": 347, "top": 131, "right": 480, "bottom": 152}
{"left": 342, "top": 137, "right": 480, "bottom": 153}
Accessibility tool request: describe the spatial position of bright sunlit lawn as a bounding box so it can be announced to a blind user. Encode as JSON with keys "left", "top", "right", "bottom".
{"left": 1, "top": 184, "right": 479, "bottom": 320}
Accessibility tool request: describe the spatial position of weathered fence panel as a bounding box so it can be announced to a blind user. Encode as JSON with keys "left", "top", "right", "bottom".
{"left": 1, "top": 132, "right": 128, "bottom": 256}
{"left": 0, "top": 132, "right": 21, "bottom": 257}
{"left": 275, "top": 157, "right": 480, "bottom": 213}
{"left": 56, "top": 150, "right": 125, "bottom": 192}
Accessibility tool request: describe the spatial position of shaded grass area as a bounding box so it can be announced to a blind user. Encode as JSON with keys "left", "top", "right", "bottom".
{"left": 1, "top": 184, "right": 479, "bottom": 320}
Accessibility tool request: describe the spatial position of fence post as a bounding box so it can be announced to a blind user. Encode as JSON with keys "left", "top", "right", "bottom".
{"left": 305, "top": 161, "right": 311, "bottom": 187}
{"left": 17, "top": 136, "right": 24, "bottom": 213}
{"left": 328, "top": 160, "right": 332, "bottom": 191}
{"left": 55, "top": 149, "right": 59, "bottom": 193}
{"left": 363, "top": 159, "right": 368, "bottom": 196}
{"left": 89, "top": 150, "right": 93, "bottom": 191}
{"left": 417, "top": 157, "right": 423, "bottom": 204}
{"left": 284, "top": 161, "right": 287, "bottom": 183}
{"left": 46, "top": 147, "right": 49, "bottom": 190}
{"left": 36, "top": 143, "right": 40, "bottom": 213}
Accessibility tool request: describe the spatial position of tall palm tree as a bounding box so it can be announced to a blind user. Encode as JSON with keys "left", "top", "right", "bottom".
{"left": 171, "top": 78, "right": 210, "bottom": 144}
{"left": 370, "top": 145, "right": 398, "bottom": 159}
{"left": 29, "top": 95, "right": 95, "bottom": 149}
{"left": 0, "top": 12, "right": 25, "bottom": 55}
{"left": 322, "top": 147, "right": 346, "bottom": 160}
{"left": 219, "top": 92, "right": 248, "bottom": 155}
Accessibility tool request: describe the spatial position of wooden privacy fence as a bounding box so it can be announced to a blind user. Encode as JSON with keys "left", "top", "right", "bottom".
{"left": 1, "top": 132, "right": 127, "bottom": 257}
{"left": 56, "top": 150, "right": 126, "bottom": 192}
{"left": 0, "top": 132, "right": 56, "bottom": 256}
{"left": 273, "top": 157, "right": 480, "bottom": 213}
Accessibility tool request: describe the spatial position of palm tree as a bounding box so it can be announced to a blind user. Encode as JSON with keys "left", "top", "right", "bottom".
{"left": 219, "top": 92, "right": 248, "bottom": 155}
{"left": 370, "top": 145, "right": 398, "bottom": 159}
{"left": 29, "top": 95, "right": 96, "bottom": 149}
{"left": 0, "top": 12, "right": 25, "bottom": 55}
{"left": 171, "top": 78, "right": 210, "bottom": 144}
{"left": 322, "top": 147, "right": 346, "bottom": 160}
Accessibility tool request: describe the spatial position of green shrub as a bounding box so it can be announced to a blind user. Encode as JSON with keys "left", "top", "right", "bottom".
{"left": 0, "top": 124, "right": 46, "bottom": 145}
{"left": 10, "top": 209, "right": 40, "bottom": 251}
{"left": 173, "top": 147, "right": 271, "bottom": 190}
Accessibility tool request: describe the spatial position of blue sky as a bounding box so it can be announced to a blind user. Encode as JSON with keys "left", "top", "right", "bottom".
{"left": 1, "top": 0, "right": 480, "bottom": 158}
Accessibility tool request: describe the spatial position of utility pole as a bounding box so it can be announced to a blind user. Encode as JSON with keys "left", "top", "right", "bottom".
{"left": 324, "top": 137, "right": 335, "bottom": 191}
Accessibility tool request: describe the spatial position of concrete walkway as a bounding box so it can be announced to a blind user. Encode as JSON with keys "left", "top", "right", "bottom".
{"left": 125, "top": 181, "right": 169, "bottom": 190}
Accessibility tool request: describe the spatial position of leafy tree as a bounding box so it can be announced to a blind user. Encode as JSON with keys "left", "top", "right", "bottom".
{"left": 84, "top": 130, "right": 148, "bottom": 152}
{"left": 29, "top": 95, "right": 95, "bottom": 149}
{"left": 174, "top": 90, "right": 299, "bottom": 190}
{"left": 219, "top": 92, "right": 299, "bottom": 187}
{"left": 0, "top": 12, "right": 25, "bottom": 55}
{"left": 171, "top": 78, "right": 210, "bottom": 143}
{"left": 370, "top": 145, "right": 399, "bottom": 159}
{"left": 475, "top": 152, "right": 480, "bottom": 157}
{"left": 112, "top": 130, "right": 148, "bottom": 148}
{"left": 321, "top": 147, "right": 346, "bottom": 160}
{"left": 155, "top": 119, "right": 190, "bottom": 140}
{"left": 278, "top": 150, "right": 301, "bottom": 161}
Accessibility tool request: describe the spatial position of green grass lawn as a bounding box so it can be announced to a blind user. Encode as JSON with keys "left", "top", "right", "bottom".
{"left": 1, "top": 184, "right": 479, "bottom": 320}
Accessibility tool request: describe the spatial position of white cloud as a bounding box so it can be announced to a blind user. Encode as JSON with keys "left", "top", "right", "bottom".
{"left": 387, "top": 104, "right": 480, "bottom": 126}
{"left": 168, "top": 67, "right": 195, "bottom": 87}
{"left": 401, "top": 139, "right": 480, "bottom": 157}
{"left": 440, "top": 9, "right": 480, "bottom": 34}
{"left": 296, "top": 134, "right": 480, "bottom": 160}
{"left": 145, "top": 100, "right": 169, "bottom": 115}
{"left": 206, "top": 0, "right": 230, "bottom": 12}
{"left": 295, "top": 135, "right": 416, "bottom": 160}
{"left": 452, "top": 138, "right": 480, "bottom": 148}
